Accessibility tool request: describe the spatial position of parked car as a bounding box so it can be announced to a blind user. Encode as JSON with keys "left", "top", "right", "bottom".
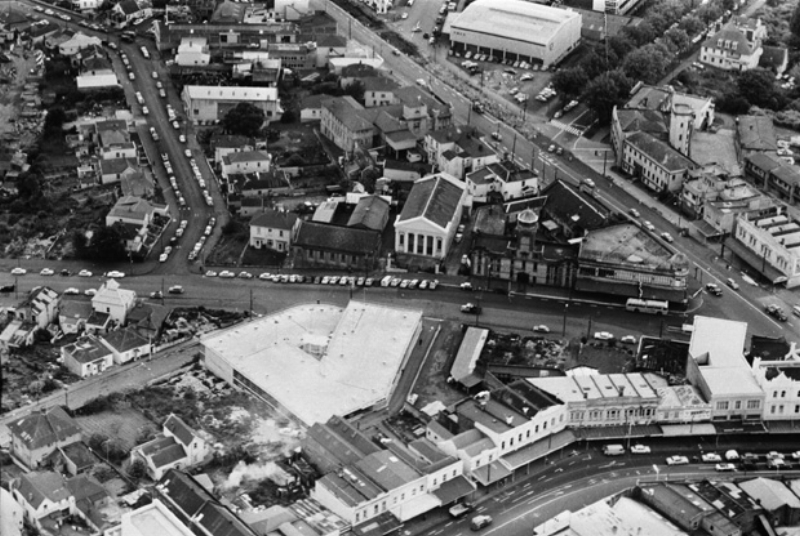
{"left": 715, "top": 463, "right": 736, "bottom": 472}
{"left": 84, "top": 289, "right": 97, "bottom": 296}
{"left": 660, "top": 232, "right": 674, "bottom": 243}
{"left": 725, "top": 450, "right": 740, "bottom": 461}
{"left": 106, "top": 271, "right": 125, "bottom": 278}
{"left": 64, "top": 288, "right": 80, "bottom": 295}
{"left": 594, "top": 331, "right": 615, "bottom": 341}
{"left": 10, "top": 267, "right": 26, "bottom": 276}
{"left": 78, "top": 269, "right": 92, "bottom": 277}
{"left": 40, "top": 268, "right": 54, "bottom": 276}
{"left": 219, "top": 270, "right": 235, "bottom": 278}
{"left": 449, "top": 503, "right": 473, "bottom": 518}
{"left": 460, "top": 282, "right": 473, "bottom": 291}
{"left": 701, "top": 453, "right": 722, "bottom": 463}
{"left": 643, "top": 221, "right": 655, "bottom": 232}
{"left": 666, "top": 455, "right": 689, "bottom": 466}
{"left": 533, "top": 325, "right": 550, "bottom": 333}
{"left": 630, "top": 444, "right": 651, "bottom": 454}
{"left": 628, "top": 208, "right": 640, "bottom": 218}
{"left": 620, "top": 335, "right": 637, "bottom": 344}
{"left": 205, "top": 270, "right": 218, "bottom": 277}
{"left": 705, "top": 283, "right": 723, "bottom": 296}
{"left": 470, "top": 516, "right": 492, "bottom": 531}
{"left": 239, "top": 271, "right": 253, "bottom": 279}
{"left": 726, "top": 278, "right": 739, "bottom": 290}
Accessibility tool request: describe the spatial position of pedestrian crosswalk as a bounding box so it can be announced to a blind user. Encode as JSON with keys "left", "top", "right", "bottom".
{"left": 550, "top": 119, "right": 582, "bottom": 137}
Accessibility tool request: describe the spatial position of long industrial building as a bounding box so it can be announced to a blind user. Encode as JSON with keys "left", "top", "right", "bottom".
{"left": 448, "top": 0, "right": 581, "bottom": 68}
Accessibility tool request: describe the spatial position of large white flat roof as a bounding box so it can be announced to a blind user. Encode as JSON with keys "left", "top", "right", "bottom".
{"left": 202, "top": 301, "right": 422, "bottom": 425}
{"left": 451, "top": 0, "right": 580, "bottom": 46}
{"left": 529, "top": 373, "right": 659, "bottom": 403}
{"left": 690, "top": 315, "right": 749, "bottom": 368}
{"left": 184, "top": 85, "right": 278, "bottom": 101}
{"left": 121, "top": 500, "right": 194, "bottom": 536}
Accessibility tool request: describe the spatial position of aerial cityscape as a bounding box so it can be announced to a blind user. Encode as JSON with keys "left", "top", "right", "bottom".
{"left": 1, "top": 0, "right": 800, "bottom": 534}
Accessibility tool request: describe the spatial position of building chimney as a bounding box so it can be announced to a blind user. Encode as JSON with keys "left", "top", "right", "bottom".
{"left": 505, "top": 415, "right": 513, "bottom": 426}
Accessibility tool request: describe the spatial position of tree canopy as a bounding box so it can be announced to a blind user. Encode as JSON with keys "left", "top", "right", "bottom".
{"left": 73, "top": 223, "right": 129, "bottom": 262}
{"left": 621, "top": 43, "right": 672, "bottom": 84}
{"left": 582, "top": 70, "right": 634, "bottom": 124}
{"left": 552, "top": 68, "right": 589, "bottom": 101}
{"left": 221, "top": 102, "right": 265, "bottom": 138}
{"left": 738, "top": 68, "right": 784, "bottom": 110}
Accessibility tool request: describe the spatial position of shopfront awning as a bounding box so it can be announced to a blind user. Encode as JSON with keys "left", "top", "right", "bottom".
{"left": 352, "top": 512, "right": 402, "bottom": 536}
{"left": 660, "top": 423, "right": 716, "bottom": 436}
{"left": 501, "top": 430, "right": 576, "bottom": 471}
{"left": 724, "top": 237, "right": 787, "bottom": 284}
{"left": 471, "top": 460, "right": 512, "bottom": 486}
{"left": 432, "top": 475, "right": 476, "bottom": 504}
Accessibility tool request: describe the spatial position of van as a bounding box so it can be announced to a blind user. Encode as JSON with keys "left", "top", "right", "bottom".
{"left": 380, "top": 275, "right": 393, "bottom": 287}
{"left": 603, "top": 444, "right": 625, "bottom": 456}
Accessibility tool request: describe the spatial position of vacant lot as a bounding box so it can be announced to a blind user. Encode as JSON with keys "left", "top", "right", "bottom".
{"left": 75, "top": 407, "right": 154, "bottom": 451}
{"left": 412, "top": 320, "right": 466, "bottom": 408}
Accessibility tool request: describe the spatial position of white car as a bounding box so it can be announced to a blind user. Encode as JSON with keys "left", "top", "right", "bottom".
{"left": 715, "top": 463, "right": 736, "bottom": 472}
{"left": 643, "top": 221, "right": 655, "bottom": 232}
{"left": 660, "top": 232, "right": 674, "bottom": 243}
{"left": 533, "top": 325, "right": 551, "bottom": 333}
{"left": 666, "top": 455, "right": 689, "bottom": 466}
{"left": 239, "top": 271, "right": 253, "bottom": 279}
{"left": 142, "top": 106, "right": 149, "bottom": 115}
{"left": 259, "top": 272, "right": 272, "bottom": 280}
{"left": 78, "top": 270, "right": 92, "bottom": 277}
{"left": 63, "top": 288, "right": 80, "bottom": 295}
{"left": 40, "top": 268, "right": 54, "bottom": 276}
{"left": 401, "top": 12, "right": 408, "bottom": 18}
{"left": 179, "top": 134, "right": 187, "bottom": 143}
{"left": 205, "top": 270, "right": 218, "bottom": 277}
{"left": 219, "top": 270, "right": 236, "bottom": 278}
{"left": 84, "top": 289, "right": 97, "bottom": 296}
{"left": 184, "top": 149, "right": 192, "bottom": 158}
{"left": 725, "top": 449, "right": 740, "bottom": 461}
{"left": 159, "top": 253, "right": 168, "bottom": 263}
{"left": 10, "top": 267, "right": 26, "bottom": 276}
{"left": 106, "top": 271, "right": 125, "bottom": 278}
{"left": 629, "top": 208, "right": 640, "bottom": 218}
{"left": 460, "top": 282, "right": 473, "bottom": 291}
{"left": 129, "top": 72, "right": 135, "bottom": 80}
{"left": 790, "top": 451, "right": 800, "bottom": 460}
{"left": 620, "top": 335, "right": 637, "bottom": 344}
{"left": 594, "top": 331, "right": 615, "bottom": 341}
{"left": 701, "top": 453, "right": 722, "bottom": 463}
{"left": 172, "top": 120, "right": 180, "bottom": 130}
{"left": 631, "top": 444, "right": 651, "bottom": 454}
{"left": 767, "top": 451, "right": 785, "bottom": 460}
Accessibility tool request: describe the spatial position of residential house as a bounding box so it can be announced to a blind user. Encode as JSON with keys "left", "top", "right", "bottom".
{"left": 759, "top": 45, "right": 789, "bottom": 76}
{"left": 120, "top": 172, "right": 155, "bottom": 199}
{"left": 131, "top": 415, "right": 208, "bottom": 480}
{"left": 700, "top": 17, "right": 766, "bottom": 71}
{"left": 394, "top": 173, "right": 466, "bottom": 261}
{"left": 92, "top": 279, "right": 136, "bottom": 324}
{"left": 11, "top": 472, "right": 76, "bottom": 530}
{"left": 362, "top": 77, "right": 399, "bottom": 108}
{"left": 58, "top": 32, "right": 102, "bottom": 56}
{"left": 320, "top": 96, "right": 374, "bottom": 152}
{"left": 77, "top": 73, "right": 121, "bottom": 92}
{"left": 156, "top": 469, "right": 259, "bottom": 536}
{"left": 98, "top": 141, "right": 137, "bottom": 161}
{"left": 395, "top": 86, "right": 452, "bottom": 135}
{"left": 576, "top": 223, "right": 691, "bottom": 303}
{"left": 738, "top": 115, "right": 777, "bottom": 154}
{"left": 59, "top": 442, "right": 97, "bottom": 476}
{"left": 425, "top": 125, "right": 498, "bottom": 180}
{"left": 466, "top": 160, "right": 538, "bottom": 202}
{"left": 101, "top": 327, "right": 151, "bottom": 364}
{"left": 685, "top": 316, "right": 764, "bottom": 420}
{"left": 182, "top": 85, "right": 282, "bottom": 125}
{"left": 315, "top": 34, "right": 347, "bottom": 67}
{"left": 730, "top": 204, "right": 800, "bottom": 287}
{"left": 99, "top": 157, "right": 138, "bottom": 185}
{"left": 300, "top": 94, "right": 326, "bottom": 122}
{"left": 221, "top": 150, "right": 272, "bottom": 178}
{"left": 249, "top": 209, "right": 301, "bottom": 252}
{"left": 106, "top": 195, "right": 164, "bottom": 229}
{"left": 744, "top": 153, "right": 800, "bottom": 204}
{"left": 210, "top": 133, "right": 255, "bottom": 164}
{"left": 58, "top": 299, "right": 93, "bottom": 335}
{"left": 7, "top": 406, "right": 82, "bottom": 470}
{"left": 71, "top": 0, "right": 104, "bottom": 13}
{"left": 20, "top": 286, "right": 60, "bottom": 329}
{"left": 61, "top": 335, "right": 114, "bottom": 378}
{"left": 113, "top": 0, "right": 150, "bottom": 26}
{"left": 292, "top": 222, "right": 381, "bottom": 269}
{"left": 45, "top": 29, "right": 75, "bottom": 52}
{"left": 94, "top": 119, "right": 130, "bottom": 150}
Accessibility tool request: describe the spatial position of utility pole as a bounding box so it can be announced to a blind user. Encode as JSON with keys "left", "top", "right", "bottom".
{"left": 161, "top": 278, "right": 165, "bottom": 303}
{"left": 249, "top": 289, "right": 254, "bottom": 317}
{"left": 602, "top": 151, "right": 608, "bottom": 178}
{"left": 511, "top": 132, "right": 517, "bottom": 159}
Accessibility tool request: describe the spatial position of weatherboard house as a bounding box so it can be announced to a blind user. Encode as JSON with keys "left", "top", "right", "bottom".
{"left": 7, "top": 406, "right": 83, "bottom": 470}
{"left": 130, "top": 414, "right": 208, "bottom": 480}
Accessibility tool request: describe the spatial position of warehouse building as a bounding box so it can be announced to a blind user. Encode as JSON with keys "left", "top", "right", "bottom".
{"left": 448, "top": 0, "right": 581, "bottom": 69}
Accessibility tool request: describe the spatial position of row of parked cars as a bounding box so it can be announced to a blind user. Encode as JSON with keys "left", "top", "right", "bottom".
{"left": 607, "top": 444, "right": 800, "bottom": 471}
{"left": 198, "top": 271, "right": 442, "bottom": 289}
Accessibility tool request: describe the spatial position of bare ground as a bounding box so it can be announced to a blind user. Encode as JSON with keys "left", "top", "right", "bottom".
{"left": 75, "top": 407, "right": 155, "bottom": 451}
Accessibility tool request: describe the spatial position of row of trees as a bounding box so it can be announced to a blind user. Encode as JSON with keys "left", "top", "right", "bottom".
{"left": 553, "top": 0, "right": 736, "bottom": 124}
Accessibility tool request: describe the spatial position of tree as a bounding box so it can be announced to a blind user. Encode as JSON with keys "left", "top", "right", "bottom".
{"left": 622, "top": 43, "right": 671, "bottom": 84}
{"left": 128, "top": 458, "right": 148, "bottom": 479}
{"left": 552, "top": 68, "right": 589, "bottom": 101}
{"left": 582, "top": 69, "right": 634, "bottom": 124}
{"left": 76, "top": 223, "right": 128, "bottom": 263}
{"left": 44, "top": 107, "right": 66, "bottom": 136}
{"left": 791, "top": 3, "right": 800, "bottom": 41}
{"left": 678, "top": 15, "right": 704, "bottom": 37}
{"left": 343, "top": 80, "right": 365, "bottom": 103}
{"left": 696, "top": 3, "right": 722, "bottom": 24}
{"left": 622, "top": 21, "right": 656, "bottom": 47}
{"left": 221, "top": 103, "right": 265, "bottom": 138}
{"left": 738, "top": 68, "right": 782, "bottom": 109}
{"left": 664, "top": 28, "right": 690, "bottom": 54}
{"left": 606, "top": 36, "right": 635, "bottom": 68}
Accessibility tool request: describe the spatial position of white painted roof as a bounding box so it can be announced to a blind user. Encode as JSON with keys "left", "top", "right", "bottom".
{"left": 184, "top": 85, "right": 278, "bottom": 102}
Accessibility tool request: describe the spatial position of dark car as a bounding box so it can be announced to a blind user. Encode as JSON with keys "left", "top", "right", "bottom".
{"left": 765, "top": 304, "right": 788, "bottom": 321}
{"left": 0, "top": 284, "right": 14, "bottom": 293}
{"left": 461, "top": 303, "right": 481, "bottom": 314}
{"left": 705, "top": 283, "right": 722, "bottom": 296}
{"left": 168, "top": 285, "right": 185, "bottom": 294}
{"left": 60, "top": 269, "right": 71, "bottom": 276}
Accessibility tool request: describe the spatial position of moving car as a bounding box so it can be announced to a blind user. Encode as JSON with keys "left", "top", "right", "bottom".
{"left": 594, "top": 331, "right": 615, "bottom": 341}
{"left": 630, "top": 444, "right": 651, "bottom": 454}
{"left": 460, "top": 282, "right": 474, "bottom": 291}
{"left": 184, "top": 149, "right": 192, "bottom": 158}
{"left": 470, "top": 515, "right": 492, "bottom": 531}
{"left": 701, "top": 453, "right": 722, "bottom": 463}
{"left": 620, "top": 335, "right": 637, "bottom": 345}
{"left": 666, "top": 455, "right": 689, "bottom": 466}
{"left": 715, "top": 463, "right": 736, "bottom": 472}
{"left": 765, "top": 304, "right": 788, "bottom": 322}
{"left": 660, "top": 232, "right": 674, "bottom": 243}
{"left": 705, "top": 283, "right": 723, "bottom": 296}
{"left": 78, "top": 269, "right": 92, "bottom": 277}
{"left": 168, "top": 285, "right": 184, "bottom": 294}
{"left": 106, "top": 271, "right": 125, "bottom": 278}
{"left": 726, "top": 278, "right": 739, "bottom": 290}
{"left": 533, "top": 325, "right": 551, "bottom": 333}
{"left": 461, "top": 303, "right": 481, "bottom": 314}
{"left": 628, "top": 208, "right": 640, "bottom": 218}
{"left": 40, "top": 268, "right": 54, "bottom": 276}
{"left": 643, "top": 221, "right": 655, "bottom": 232}
{"left": 150, "top": 291, "right": 163, "bottom": 299}
{"left": 64, "top": 288, "right": 80, "bottom": 295}
{"left": 603, "top": 444, "right": 625, "bottom": 456}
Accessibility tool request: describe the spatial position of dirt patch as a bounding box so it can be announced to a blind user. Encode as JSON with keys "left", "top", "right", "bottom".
{"left": 412, "top": 320, "right": 467, "bottom": 408}
{"left": 75, "top": 407, "right": 155, "bottom": 452}
{"left": 565, "top": 339, "right": 637, "bottom": 373}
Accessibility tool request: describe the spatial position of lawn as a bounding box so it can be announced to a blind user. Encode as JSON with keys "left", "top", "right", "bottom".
{"left": 75, "top": 407, "right": 155, "bottom": 451}
{"left": 241, "top": 246, "right": 287, "bottom": 268}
